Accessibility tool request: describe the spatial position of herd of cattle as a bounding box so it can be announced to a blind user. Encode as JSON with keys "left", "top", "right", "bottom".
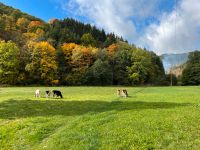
{"left": 34, "top": 89, "right": 128, "bottom": 99}
{"left": 35, "top": 89, "right": 63, "bottom": 98}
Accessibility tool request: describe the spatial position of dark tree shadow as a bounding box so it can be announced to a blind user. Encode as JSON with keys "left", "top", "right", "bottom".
{"left": 0, "top": 99, "right": 190, "bottom": 119}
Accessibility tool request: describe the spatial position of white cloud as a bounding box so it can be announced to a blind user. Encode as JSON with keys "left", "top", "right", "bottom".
{"left": 142, "top": 0, "right": 200, "bottom": 54}
{"left": 57, "top": 0, "right": 200, "bottom": 54}
{"left": 59, "top": 0, "right": 160, "bottom": 41}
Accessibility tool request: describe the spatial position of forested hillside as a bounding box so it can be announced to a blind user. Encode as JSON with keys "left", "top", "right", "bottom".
{"left": 0, "top": 3, "right": 166, "bottom": 86}
{"left": 182, "top": 51, "right": 200, "bottom": 85}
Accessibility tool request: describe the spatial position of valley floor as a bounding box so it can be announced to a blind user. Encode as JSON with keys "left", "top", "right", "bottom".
{"left": 0, "top": 86, "right": 200, "bottom": 150}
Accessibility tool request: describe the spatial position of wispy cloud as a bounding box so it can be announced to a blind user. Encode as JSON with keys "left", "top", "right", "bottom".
{"left": 143, "top": 0, "right": 200, "bottom": 54}
{"left": 55, "top": 0, "right": 200, "bottom": 54}
{"left": 57, "top": 0, "right": 160, "bottom": 40}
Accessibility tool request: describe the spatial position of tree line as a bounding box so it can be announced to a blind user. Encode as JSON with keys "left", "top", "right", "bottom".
{"left": 0, "top": 40, "right": 167, "bottom": 86}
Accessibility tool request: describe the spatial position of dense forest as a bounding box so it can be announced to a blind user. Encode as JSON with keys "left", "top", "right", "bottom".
{"left": 181, "top": 51, "right": 200, "bottom": 85}
{"left": 0, "top": 3, "right": 167, "bottom": 86}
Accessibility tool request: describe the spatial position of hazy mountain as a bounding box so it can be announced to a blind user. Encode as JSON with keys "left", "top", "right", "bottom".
{"left": 169, "top": 64, "right": 186, "bottom": 77}
{"left": 160, "top": 53, "right": 189, "bottom": 72}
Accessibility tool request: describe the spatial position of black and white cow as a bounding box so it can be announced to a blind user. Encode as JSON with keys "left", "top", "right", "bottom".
{"left": 52, "top": 90, "right": 63, "bottom": 98}
{"left": 45, "top": 90, "right": 51, "bottom": 98}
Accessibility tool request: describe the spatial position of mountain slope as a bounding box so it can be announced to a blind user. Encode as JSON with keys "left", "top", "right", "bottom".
{"left": 0, "top": 2, "right": 123, "bottom": 48}
{"left": 160, "top": 53, "right": 189, "bottom": 72}
{"left": 0, "top": 2, "right": 42, "bottom": 21}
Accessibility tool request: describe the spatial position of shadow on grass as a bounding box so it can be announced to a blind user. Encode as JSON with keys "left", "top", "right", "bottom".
{"left": 0, "top": 99, "right": 190, "bottom": 119}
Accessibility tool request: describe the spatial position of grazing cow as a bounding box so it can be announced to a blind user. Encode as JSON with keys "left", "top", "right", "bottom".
{"left": 45, "top": 90, "right": 51, "bottom": 98}
{"left": 117, "top": 89, "right": 128, "bottom": 98}
{"left": 122, "top": 89, "right": 128, "bottom": 97}
{"left": 52, "top": 90, "right": 63, "bottom": 98}
{"left": 35, "top": 89, "right": 40, "bottom": 98}
{"left": 117, "top": 89, "right": 121, "bottom": 97}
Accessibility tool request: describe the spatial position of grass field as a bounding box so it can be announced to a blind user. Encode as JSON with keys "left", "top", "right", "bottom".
{"left": 0, "top": 86, "right": 200, "bottom": 150}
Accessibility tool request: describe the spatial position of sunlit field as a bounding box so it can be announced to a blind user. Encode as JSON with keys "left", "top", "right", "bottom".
{"left": 0, "top": 86, "right": 200, "bottom": 150}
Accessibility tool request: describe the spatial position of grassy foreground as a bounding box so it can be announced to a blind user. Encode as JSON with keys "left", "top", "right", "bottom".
{"left": 0, "top": 86, "right": 200, "bottom": 150}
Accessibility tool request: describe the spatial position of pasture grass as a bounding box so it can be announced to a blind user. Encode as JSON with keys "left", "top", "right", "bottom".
{"left": 0, "top": 86, "right": 200, "bottom": 150}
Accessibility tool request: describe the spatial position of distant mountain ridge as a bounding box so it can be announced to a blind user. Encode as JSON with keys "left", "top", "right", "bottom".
{"left": 160, "top": 53, "right": 189, "bottom": 72}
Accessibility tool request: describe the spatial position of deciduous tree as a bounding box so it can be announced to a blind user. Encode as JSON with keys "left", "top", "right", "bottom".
{"left": 0, "top": 41, "right": 20, "bottom": 84}
{"left": 25, "top": 41, "right": 57, "bottom": 84}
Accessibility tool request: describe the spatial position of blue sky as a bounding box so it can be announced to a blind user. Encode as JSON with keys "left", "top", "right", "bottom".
{"left": 1, "top": 0, "right": 200, "bottom": 54}
{"left": 0, "top": 0, "right": 67, "bottom": 21}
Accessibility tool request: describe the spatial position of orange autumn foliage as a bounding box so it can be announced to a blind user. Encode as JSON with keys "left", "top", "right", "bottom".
{"left": 107, "top": 44, "right": 118, "bottom": 57}
{"left": 16, "top": 18, "right": 29, "bottom": 31}
{"left": 61, "top": 43, "right": 77, "bottom": 54}
{"left": 28, "top": 21, "right": 43, "bottom": 28}
{"left": 61, "top": 43, "right": 77, "bottom": 62}
{"left": 36, "top": 42, "right": 57, "bottom": 70}
{"left": 61, "top": 43, "right": 98, "bottom": 67}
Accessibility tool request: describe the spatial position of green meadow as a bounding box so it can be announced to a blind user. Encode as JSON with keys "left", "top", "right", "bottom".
{"left": 0, "top": 86, "right": 200, "bottom": 150}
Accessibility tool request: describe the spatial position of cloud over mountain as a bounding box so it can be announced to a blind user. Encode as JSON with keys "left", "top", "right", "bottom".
{"left": 143, "top": 0, "right": 200, "bottom": 54}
